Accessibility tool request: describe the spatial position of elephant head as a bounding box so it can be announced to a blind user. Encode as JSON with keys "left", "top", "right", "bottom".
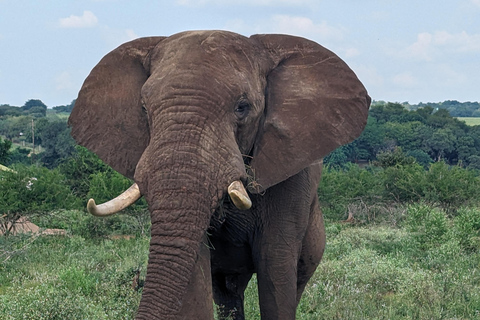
{"left": 69, "top": 30, "right": 370, "bottom": 319}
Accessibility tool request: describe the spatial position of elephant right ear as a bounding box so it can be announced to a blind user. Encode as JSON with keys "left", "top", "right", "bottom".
{"left": 69, "top": 37, "right": 165, "bottom": 179}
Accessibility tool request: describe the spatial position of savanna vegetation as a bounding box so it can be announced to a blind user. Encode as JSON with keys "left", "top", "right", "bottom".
{"left": 1, "top": 99, "right": 480, "bottom": 319}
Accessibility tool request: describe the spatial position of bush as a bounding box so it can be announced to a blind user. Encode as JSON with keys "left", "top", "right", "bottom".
{"left": 318, "top": 164, "right": 382, "bottom": 220}
{"left": 380, "top": 163, "right": 426, "bottom": 203}
{"left": 0, "top": 165, "right": 79, "bottom": 236}
{"left": 424, "top": 162, "right": 480, "bottom": 213}
{"left": 404, "top": 203, "right": 449, "bottom": 251}
{"left": 452, "top": 207, "right": 480, "bottom": 251}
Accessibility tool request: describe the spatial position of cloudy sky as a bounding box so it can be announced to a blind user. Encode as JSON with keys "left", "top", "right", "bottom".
{"left": 1, "top": 0, "right": 479, "bottom": 107}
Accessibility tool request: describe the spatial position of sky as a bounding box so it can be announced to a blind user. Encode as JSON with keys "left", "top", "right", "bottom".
{"left": 0, "top": 0, "right": 479, "bottom": 107}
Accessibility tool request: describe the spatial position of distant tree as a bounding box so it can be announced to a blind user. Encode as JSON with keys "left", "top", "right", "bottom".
{"left": 28, "top": 106, "right": 47, "bottom": 117}
{"left": 456, "top": 135, "right": 477, "bottom": 163}
{"left": 324, "top": 146, "right": 348, "bottom": 168}
{"left": 425, "top": 128, "right": 456, "bottom": 162}
{"left": 52, "top": 99, "right": 76, "bottom": 113}
{"left": 415, "top": 106, "right": 434, "bottom": 121}
{"left": 59, "top": 145, "right": 113, "bottom": 198}
{"left": 0, "top": 137, "right": 12, "bottom": 164}
{"left": 374, "top": 147, "right": 416, "bottom": 168}
{"left": 467, "top": 155, "right": 480, "bottom": 170}
{"left": 38, "top": 121, "right": 75, "bottom": 168}
{"left": 21, "top": 99, "right": 47, "bottom": 111}
{"left": 355, "top": 116, "right": 387, "bottom": 160}
{"left": 7, "top": 147, "right": 30, "bottom": 165}
{"left": 406, "top": 150, "right": 433, "bottom": 168}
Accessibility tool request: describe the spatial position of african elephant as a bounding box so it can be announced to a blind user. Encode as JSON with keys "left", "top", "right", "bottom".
{"left": 68, "top": 30, "right": 370, "bottom": 320}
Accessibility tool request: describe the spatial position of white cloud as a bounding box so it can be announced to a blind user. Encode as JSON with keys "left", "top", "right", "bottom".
{"left": 392, "top": 72, "right": 418, "bottom": 88}
{"left": 101, "top": 27, "right": 139, "bottom": 49}
{"left": 344, "top": 47, "right": 360, "bottom": 58}
{"left": 404, "top": 31, "right": 480, "bottom": 61}
{"left": 59, "top": 11, "right": 98, "bottom": 28}
{"left": 471, "top": 0, "right": 480, "bottom": 8}
{"left": 268, "top": 15, "right": 344, "bottom": 41}
{"left": 55, "top": 71, "right": 74, "bottom": 91}
{"left": 353, "top": 65, "right": 384, "bottom": 88}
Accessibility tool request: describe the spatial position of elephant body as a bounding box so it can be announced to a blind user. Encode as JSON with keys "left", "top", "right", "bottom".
{"left": 69, "top": 30, "right": 370, "bottom": 319}
{"left": 209, "top": 163, "right": 324, "bottom": 319}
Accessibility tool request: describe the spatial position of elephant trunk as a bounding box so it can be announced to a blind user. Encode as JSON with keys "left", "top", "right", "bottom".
{"left": 136, "top": 174, "right": 213, "bottom": 319}
{"left": 134, "top": 116, "right": 246, "bottom": 318}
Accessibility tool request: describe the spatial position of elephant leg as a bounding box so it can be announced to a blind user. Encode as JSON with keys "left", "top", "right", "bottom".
{"left": 176, "top": 236, "right": 214, "bottom": 320}
{"left": 254, "top": 167, "right": 322, "bottom": 320}
{"left": 255, "top": 241, "right": 300, "bottom": 320}
{"left": 212, "top": 272, "right": 253, "bottom": 320}
{"left": 296, "top": 199, "right": 326, "bottom": 304}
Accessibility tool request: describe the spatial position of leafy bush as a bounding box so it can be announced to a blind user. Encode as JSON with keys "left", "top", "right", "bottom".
{"left": 58, "top": 145, "right": 113, "bottom": 198}
{"left": 0, "top": 165, "right": 79, "bottom": 236}
{"left": 380, "top": 163, "right": 426, "bottom": 203}
{"left": 424, "top": 162, "right": 480, "bottom": 213}
{"left": 451, "top": 207, "right": 480, "bottom": 251}
{"left": 319, "top": 162, "right": 480, "bottom": 222}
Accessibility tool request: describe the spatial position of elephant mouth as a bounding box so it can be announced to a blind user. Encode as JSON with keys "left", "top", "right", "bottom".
{"left": 86, "top": 180, "right": 251, "bottom": 216}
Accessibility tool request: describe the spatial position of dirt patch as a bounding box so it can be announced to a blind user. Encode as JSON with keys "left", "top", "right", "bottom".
{"left": 0, "top": 216, "right": 66, "bottom": 236}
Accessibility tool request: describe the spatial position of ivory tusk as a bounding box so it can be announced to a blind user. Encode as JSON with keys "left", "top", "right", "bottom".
{"left": 87, "top": 183, "right": 141, "bottom": 216}
{"left": 228, "top": 180, "right": 252, "bottom": 210}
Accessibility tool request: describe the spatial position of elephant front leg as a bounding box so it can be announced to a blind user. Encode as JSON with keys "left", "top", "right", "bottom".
{"left": 255, "top": 243, "right": 301, "bottom": 320}
{"left": 212, "top": 272, "right": 253, "bottom": 320}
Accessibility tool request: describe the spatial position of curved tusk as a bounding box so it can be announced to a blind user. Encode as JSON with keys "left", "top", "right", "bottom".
{"left": 228, "top": 180, "right": 252, "bottom": 210}
{"left": 87, "top": 183, "right": 141, "bottom": 216}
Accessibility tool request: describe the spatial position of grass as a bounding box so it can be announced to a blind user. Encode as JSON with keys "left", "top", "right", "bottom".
{"left": 1, "top": 205, "right": 480, "bottom": 319}
{"left": 457, "top": 117, "right": 480, "bottom": 126}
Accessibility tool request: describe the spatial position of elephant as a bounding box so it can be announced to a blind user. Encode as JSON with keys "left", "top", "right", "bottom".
{"left": 68, "top": 30, "right": 370, "bottom": 320}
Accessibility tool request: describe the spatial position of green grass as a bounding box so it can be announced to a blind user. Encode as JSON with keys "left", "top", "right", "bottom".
{"left": 2, "top": 205, "right": 480, "bottom": 319}
{"left": 0, "top": 234, "right": 149, "bottom": 319}
{"left": 457, "top": 117, "right": 480, "bottom": 126}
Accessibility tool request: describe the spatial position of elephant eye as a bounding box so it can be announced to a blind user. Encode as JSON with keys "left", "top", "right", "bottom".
{"left": 235, "top": 101, "right": 250, "bottom": 119}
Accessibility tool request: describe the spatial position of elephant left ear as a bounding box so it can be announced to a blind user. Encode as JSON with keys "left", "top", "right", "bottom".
{"left": 248, "top": 34, "right": 371, "bottom": 193}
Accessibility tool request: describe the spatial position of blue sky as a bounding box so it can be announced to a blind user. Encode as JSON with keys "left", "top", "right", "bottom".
{"left": 1, "top": 0, "right": 479, "bottom": 107}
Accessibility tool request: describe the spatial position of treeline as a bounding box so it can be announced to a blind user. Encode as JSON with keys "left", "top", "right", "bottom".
{"left": 325, "top": 101, "right": 480, "bottom": 170}
{"left": 2, "top": 99, "right": 480, "bottom": 172}
{"left": 0, "top": 99, "right": 76, "bottom": 168}
{"left": 374, "top": 100, "right": 480, "bottom": 117}
{"left": 0, "top": 99, "right": 75, "bottom": 118}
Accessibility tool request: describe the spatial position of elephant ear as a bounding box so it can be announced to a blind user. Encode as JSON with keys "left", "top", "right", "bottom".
{"left": 69, "top": 37, "right": 165, "bottom": 179}
{"left": 248, "top": 34, "right": 371, "bottom": 193}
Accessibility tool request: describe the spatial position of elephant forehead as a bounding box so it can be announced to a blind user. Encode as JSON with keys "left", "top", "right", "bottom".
{"left": 149, "top": 31, "right": 262, "bottom": 74}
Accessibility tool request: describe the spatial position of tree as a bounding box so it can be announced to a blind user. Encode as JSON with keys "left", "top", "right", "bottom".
{"left": 21, "top": 99, "right": 47, "bottom": 111}
{"left": 425, "top": 128, "right": 456, "bottom": 162}
{"left": 38, "top": 121, "right": 75, "bottom": 168}
{"left": 0, "top": 165, "right": 79, "bottom": 236}
{"left": 0, "top": 137, "right": 12, "bottom": 164}
{"left": 52, "top": 99, "right": 76, "bottom": 113}
{"left": 59, "top": 145, "right": 113, "bottom": 198}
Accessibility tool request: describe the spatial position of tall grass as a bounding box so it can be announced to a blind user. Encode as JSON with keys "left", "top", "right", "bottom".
{"left": 1, "top": 233, "right": 149, "bottom": 319}
{"left": 1, "top": 204, "right": 480, "bottom": 318}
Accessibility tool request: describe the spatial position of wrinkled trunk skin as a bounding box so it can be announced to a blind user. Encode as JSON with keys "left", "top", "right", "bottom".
{"left": 134, "top": 106, "right": 244, "bottom": 319}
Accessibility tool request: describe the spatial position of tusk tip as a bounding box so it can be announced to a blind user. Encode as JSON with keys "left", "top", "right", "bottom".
{"left": 87, "top": 198, "right": 98, "bottom": 215}
{"left": 228, "top": 181, "right": 252, "bottom": 210}
{"left": 229, "top": 190, "right": 252, "bottom": 210}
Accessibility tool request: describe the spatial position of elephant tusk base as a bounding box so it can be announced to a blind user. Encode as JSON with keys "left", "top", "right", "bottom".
{"left": 87, "top": 183, "right": 142, "bottom": 216}
{"left": 228, "top": 181, "right": 252, "bottom": 210}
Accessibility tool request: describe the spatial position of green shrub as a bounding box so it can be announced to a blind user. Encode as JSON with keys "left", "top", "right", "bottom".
{"left": 0, "top": 165, "right": 79, "bottom": 236}
{"left": 452, "top": 207, "right": 480, "bottom": 251}
{"left": 404, "top": 203, "right": 449, "bottom": 251}
{"left": 319, "top": 164, "right": 382, "bottom": 220}
{"left": 424, "top": 162, "right": 480, "bottom": 212}
{"left": 380, "top": 163, "right": 426, "bottom": 203}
